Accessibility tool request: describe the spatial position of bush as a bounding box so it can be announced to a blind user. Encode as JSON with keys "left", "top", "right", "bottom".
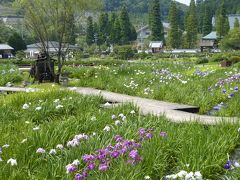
{"left": 113, "top": 45, "right": 135, "bottom": 60}
{"left": 15, "top": 51, "right": 26, "bottom": 61}
{"left": 210, "top": 53, "right": 229, "bottom": 62}
{"left": 134, "top": 52, "right": 151, "bottom": 60}
{"left": 196, "top": 57, "right": 209, "bottom": 64}
{"left": 229, "top": 56, "right": 240, "bottom": 64}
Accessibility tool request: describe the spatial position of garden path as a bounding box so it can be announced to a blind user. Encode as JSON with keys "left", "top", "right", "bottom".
{"left": 69, "top": 87, "right": 238, "bottom": 125}
{"left": 0, "top": 86, "right": 237, "bottom": 125}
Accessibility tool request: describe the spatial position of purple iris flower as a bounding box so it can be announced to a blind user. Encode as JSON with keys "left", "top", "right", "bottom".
{"left": 222, "top": 89, "right": 227, "bottom": 93}
{"left": 111, "top": 151, "right": 120, "bottom": 158}
{"left": 66, "top": 164, "right": 77, "bottom": 173}
{"left": 82, "top": 171, "right": 88, "bottom": 178}
{"left": 129, "top": 150, "right": 139, "bottom": 159}
{"left": 224, "top": 161, "right": 232, "bottom": 170}
{"left": 146, "top": 133, "right": 153, "bottom": 139}
{"left": 82, "top": 154, "right": 95, "bottom": 162}
{"left": 234, "top": 87, "right": 239, "bottom": 92}
{"left": 99, "top": 163, "right": 109, "bottom": 171}
{"left": 75, "top": 173, "right": 84, "bottom": 180}
{"left": 213, "top": 106, "right": 220, "bottom": 111}
{"left": 138, "top": 128, "right": 145, "bottom": 136}
{"left": 87, "top": 162, "right": 96, "bottom": 170}
{"left": 160, "top": 132, "right": 167, "bottom": 137}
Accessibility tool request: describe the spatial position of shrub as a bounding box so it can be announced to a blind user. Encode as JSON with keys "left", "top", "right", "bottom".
{"left": 134, "top": 52, "right": 151, "bottom": 60}
{"left": 15, "top": 51, "right": 26, "bottom": 61}
{"left": 210, "top": 53, "right": 229, "bottom": 62}
{"left": 196, "top": 57, "right": 209, "bottom": 64}
{"left": 229, "top": 56, "right": 240, "bottom": 64}
{"left": 113, "top": 45, "right": 135, "bottom": 60}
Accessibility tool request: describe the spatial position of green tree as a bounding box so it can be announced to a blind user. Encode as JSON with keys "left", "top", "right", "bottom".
{"left": 130, "top": 24, "right": 137, "bottom": 41}
{"left": 216, "top": 0, "right": 229, "bottom": 38}
{"left": 202, "top": 4, "right": 212, "bottom": 36}
{"left": 86, "top": 16, "right": 94, "bottom": 46}
{"left": 14, "top": 0, "right": 100, "bottom": 82}
{"left": 221, "top": 28, "right": 240, "bottom": 50}
{"left": 119, "top": 6, "right": 132, "bottom": 44}
{"left": 196, "top": 0, "right": 204, "bottom": 33}
{"left": 98, "top": 13, "right": 109, "bottom": 44}
{"left": 93, "top": 22, "right": 104, "bottom": 46}
{"left": 168, "top": 1, "right": 181, "bottom": 48}
{"left": 234, "top": 18, "right": 240, "bottom": 29}
{"left": 8, "top": 32, "right": 26, "bottom": 52}
{"left": 149, "top": 0, "right": 164, "bottom": 41}
{"left": 185, "top": 0, "right": 198, "bottom": 48}
{"left": 110, "top": 17, "right": 121, "bottom": 44}
{"left": 109, "top": 13, "right": 116, "bottom": 43}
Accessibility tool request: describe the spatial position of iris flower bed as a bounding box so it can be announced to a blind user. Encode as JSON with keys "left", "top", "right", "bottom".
{"left": 0, "top": 89, "right": 240, "bottom": 179}
{"left": 65, "top": 61, "right": 240, "bottom": 117}
{"left": 0, "top": 64, "right": 22, "bottom": 86}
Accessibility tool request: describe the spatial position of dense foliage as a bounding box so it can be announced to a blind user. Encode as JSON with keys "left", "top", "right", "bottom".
{"left": 0, "top": 88, "right": 239, "bottom": 179}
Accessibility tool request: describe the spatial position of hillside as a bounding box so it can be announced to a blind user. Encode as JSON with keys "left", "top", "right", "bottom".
{"left": 104, "top": 0, "right": 188, "bottom": 18}
{"left": 205, "top": 0, "right": 240, "bottom": 14}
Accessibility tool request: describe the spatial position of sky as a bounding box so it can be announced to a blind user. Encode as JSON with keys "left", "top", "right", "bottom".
{"left": 175, "top": 0, "right": 191, "bottom": 6}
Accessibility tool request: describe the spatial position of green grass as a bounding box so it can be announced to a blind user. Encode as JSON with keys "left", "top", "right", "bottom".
{"left": 65, "top": 60, "right": 240, "bottom": 117}
{"left": 0, "top": 89, "right": 240, "bottom": 179}
{"left": 0, "top": 64, "right": 22, "bottom": 86}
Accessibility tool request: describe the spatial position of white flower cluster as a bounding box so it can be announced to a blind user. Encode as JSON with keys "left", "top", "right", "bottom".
{"left": 165, "top": 170, "right": 202, "bottom": 180}
{"left": 67, "top": 133, "right": 89, "bottom": 147}
{"left": 135, "top": 69, "right": 145, "bottom": 75}
{"left": 124, "top": 80, "right": 139, "bottom": 89}
{"left": 144, "top": 87, "right": 154, "bottom": 95}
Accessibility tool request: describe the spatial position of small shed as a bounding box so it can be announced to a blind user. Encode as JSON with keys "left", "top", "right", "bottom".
{"left": 0, "top": 44, "right": 14, "bottom": 59}
{"left": 149, "top": 41, "right": 164, "bottom": 53}
{"left": 200, "top": 32, "right": 218, "bottom": 52}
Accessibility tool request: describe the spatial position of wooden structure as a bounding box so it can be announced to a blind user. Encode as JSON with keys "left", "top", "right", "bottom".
{"left": 30, "top": 54, "right": 55, "bottom": 83}
{"left": 149, "top": 41, "right": 164, "bottom": 53}
{"left": 0, "top": 44, "right": 14, "bottom": 59}
{"left": 200, "top": 32, "right": 218, "bottom": 52}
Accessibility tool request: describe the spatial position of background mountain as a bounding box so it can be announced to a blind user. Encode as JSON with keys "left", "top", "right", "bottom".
{"left": 104, "top": 0, "right": 188, "bottom": 20}
{"left": 205, "top": 0, "right": 240, "bottom": 14}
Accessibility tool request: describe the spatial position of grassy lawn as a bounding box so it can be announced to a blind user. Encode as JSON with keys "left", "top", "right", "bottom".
{"left": 0, "top": 88, "right": 240, "bottom": 179}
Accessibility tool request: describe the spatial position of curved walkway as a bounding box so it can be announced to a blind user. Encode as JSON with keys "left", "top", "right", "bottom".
{"left": 0, "top": 86, "right": 238, "bottom": 125}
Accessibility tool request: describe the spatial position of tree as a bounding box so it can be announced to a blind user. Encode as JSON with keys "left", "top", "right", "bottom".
{"left": 98, "top": 13, "right": 109, "bottom": 44}
{"left": 93, "top": 22, "right": 104, "bottom": 46}
{"left": 234, "top": 18, "right": 240, "bottom": 29}
{"left": 14, "top": 0, "right": 100, "bottom": 82}
{"left": 129, "top": 24, "right": 137, "bottom": 41}
{"left": 216, "top": 0, "right": 229, "bottom": 38}
{"left": 221, "top": 28, "right": 240, "bottom": 50}
{"left": 110, "top": 17, "right": 121, "bottom": 44}
{"left": 196, "top": 0, "right": 204, "bottom": 33}
{"left": 202, "top": 3, "right": 212, "bottom": 36}
{"left": 185, "top": 0, "right": 198, "bottom": 48}
{"left": 86, "top": 16, "right": 94, "bottom": 46}
{"left": 149, "top": 0, "right": 164, "bottom": 41}
{"left": 168, "top": 1, "right": 181, "bottom": 48}
{"left": 8, "top": 32, "right": 26, "bottom": 52}
{"left": 119, "top": 6, "right": 132, "bottom": 44}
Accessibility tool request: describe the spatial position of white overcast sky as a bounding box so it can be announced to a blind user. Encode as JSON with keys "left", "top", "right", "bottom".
{"left": 175, "top": 0, "right": 191, "bottom": 6}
